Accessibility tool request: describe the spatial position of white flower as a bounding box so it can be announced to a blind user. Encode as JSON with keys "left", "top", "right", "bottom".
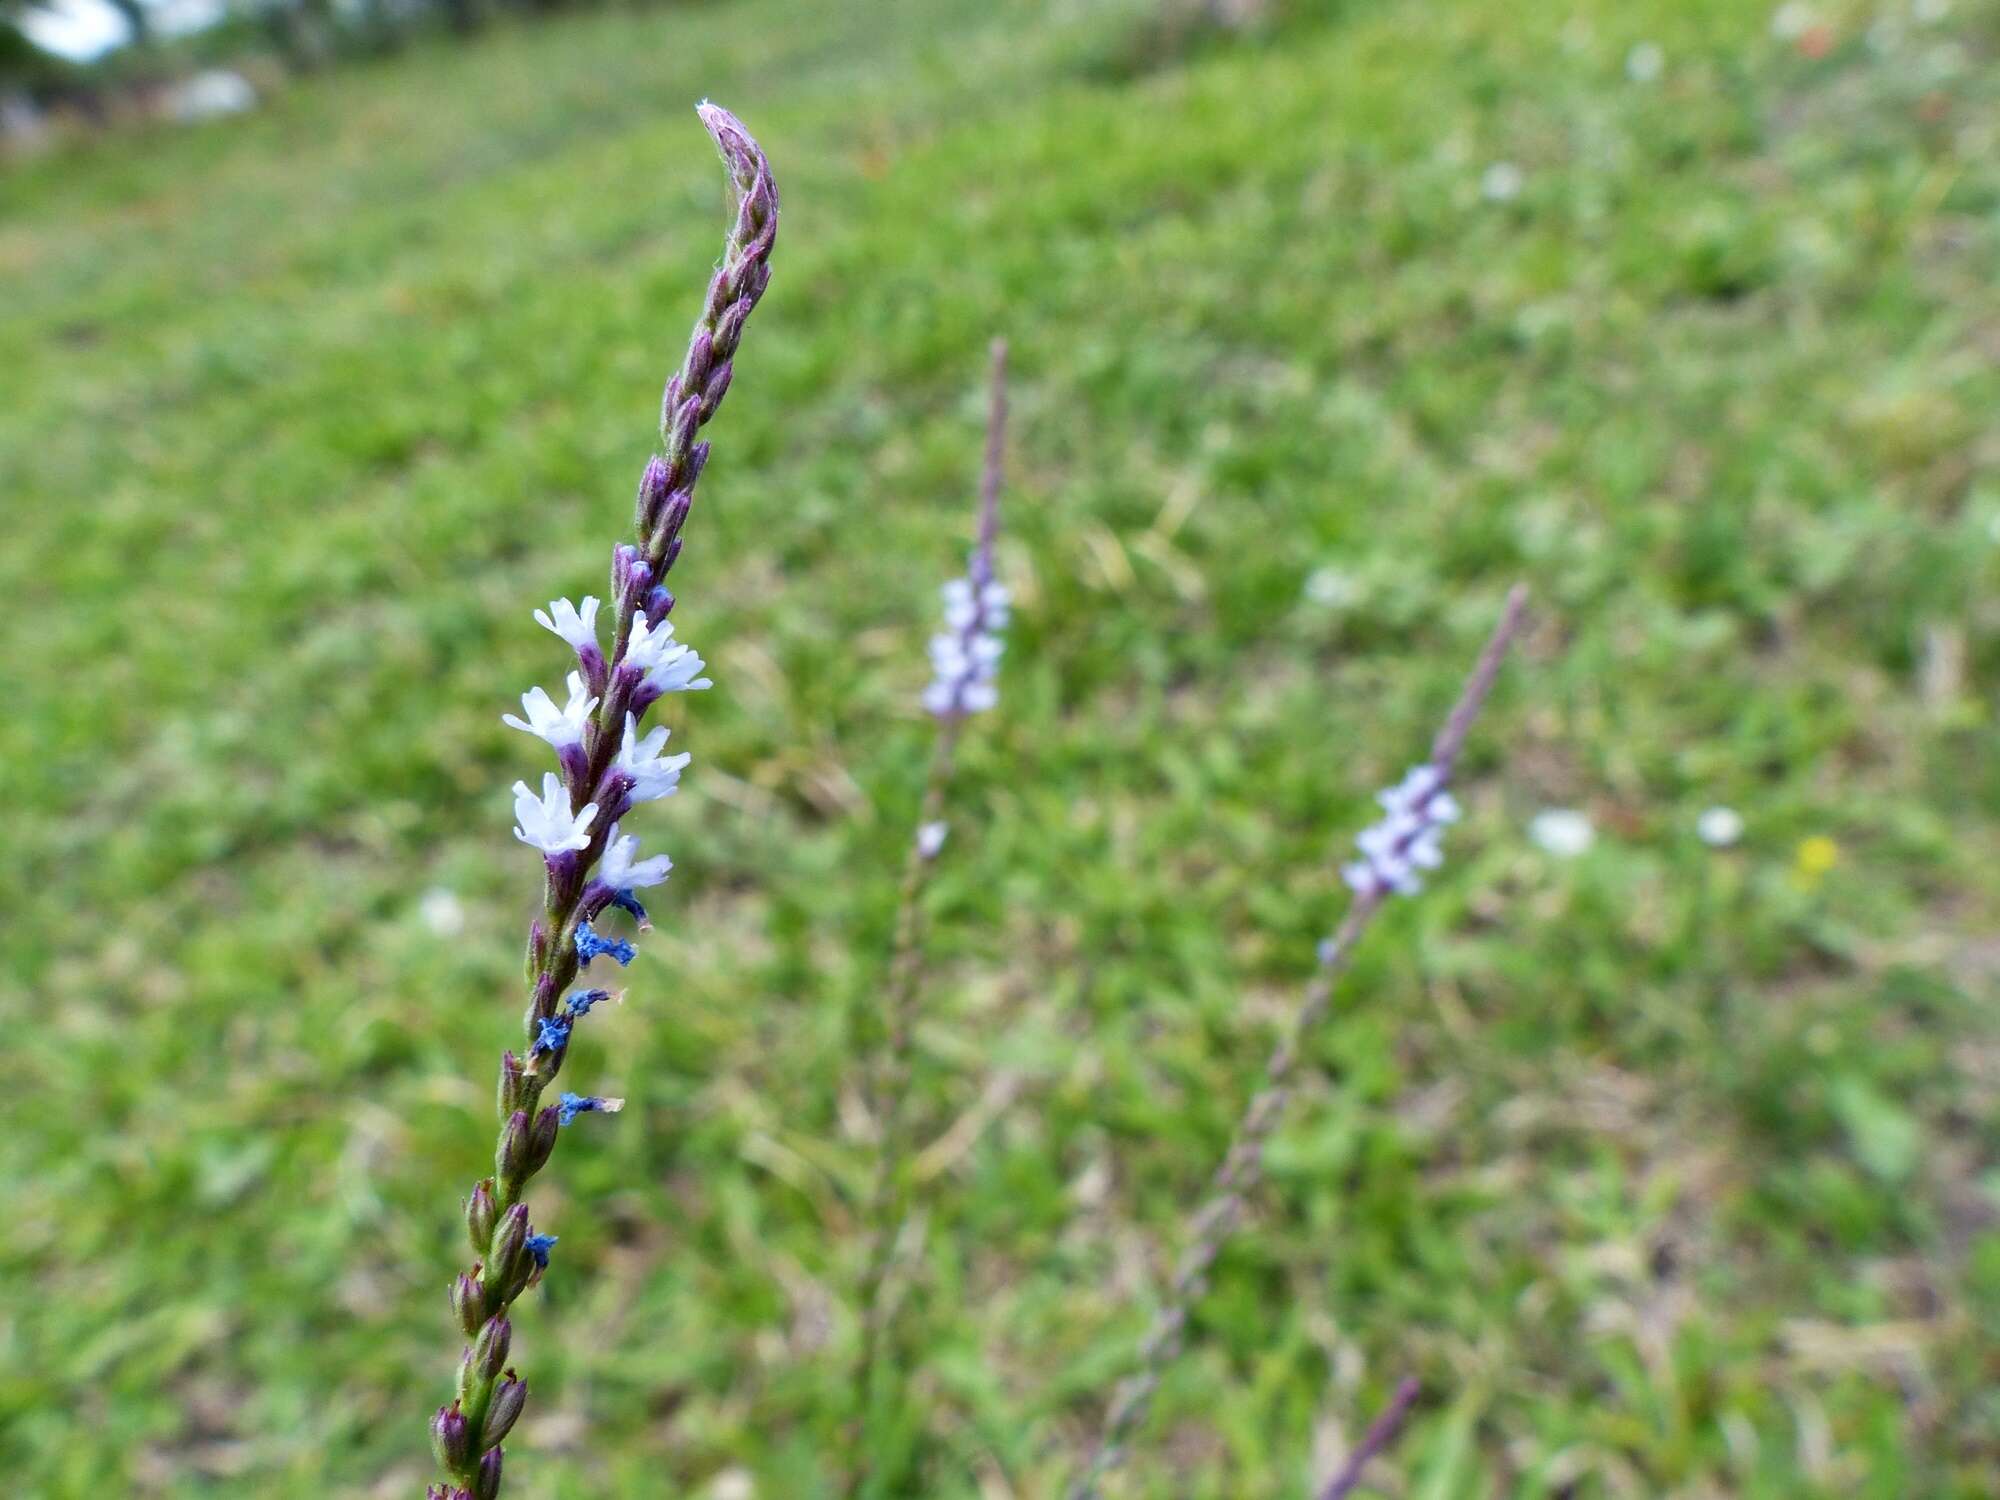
{"left": 503, "top": 671, "right": 598, "bottom": 748}
{"left": 512, "top": 773, "right": 598, "bottom": 854}
{"left": 418, "top": 887, "right": 465, "bottom": 937}
{"left": 614, "top": 713, "right": 691, "bottom": 804}
{"left": 917, "top": 820, "right": 949, "bottom": 858}
{"left": 1303, "top": 567, "right": 1359, "bottom": 608}
{"left": 1697, "top": 806, "right": 1744, "bottom": 848}
{"left": 599, "top": 822, "right": 672, "bottom": 891}
{"left": 1626, "top": 41, "right": 1664, "bottom": 82}
{"left": 1530, "top": 808, "right": 1595, "bottom": 858}
{"left": 1481, "top": 161, "right": 1524, "bottom": 203}
{"left": 626, "top": 616, "right": 712, "bottom": 694}
{"left": 534, "top": 596, "right": 601, "bottom": 652}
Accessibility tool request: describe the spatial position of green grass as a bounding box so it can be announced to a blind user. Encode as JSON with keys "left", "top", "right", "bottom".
{"left": 5, "top": 0, "right": 2000, "bottom": 1493}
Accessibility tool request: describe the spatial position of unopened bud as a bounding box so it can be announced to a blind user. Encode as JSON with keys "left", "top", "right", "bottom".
{"left": 496, "top": 1110, "right": 532, "bottom": 1193}
{"left": 527, "top": 1106, "right": 560, "bottom": 1175}
{"left": 430, "top": 1401, "right": 473, "bottom": 1472}
{"left": 451, "top": 1271, "right": 484, "bottom": 1338}
{"left": 482, "top": 1373, "right": 528, "bottom": 1448}
{"left": 472, "top": 1446, "right": 503, "bottom": 1500}
{"left": 487, "top": 1204, "right": 529, "bottom": 1298}
{"left": 498, "top": 1053, "right": 529, "bottom": 1118}
{"left": 472, "top": 1316, "right": 512, "bottom": 1383}
{"left": 465, "top": 1180, "right": 497, "bottom": 1256}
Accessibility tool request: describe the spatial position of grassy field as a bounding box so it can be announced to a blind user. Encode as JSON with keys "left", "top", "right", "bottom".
{"left": 5, "top": 0, "right": 2000, "bottom": 1494}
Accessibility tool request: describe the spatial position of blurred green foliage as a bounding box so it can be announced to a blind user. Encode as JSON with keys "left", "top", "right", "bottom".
{"left": 2, "top": 0, "right": 1998, "bottom": 1495}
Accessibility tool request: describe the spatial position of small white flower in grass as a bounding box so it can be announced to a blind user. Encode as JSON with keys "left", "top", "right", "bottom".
{"left": 1697, "top": 806, "right": 1744, "bottom": 848}
{"left": 1481, "top": 161, "right": 1524, "bottom": 202}
{"left": 534, "top": 596, "right": 600, "bottom": 652}
{"left": 599, "top": 823, "right": 673, "bottom": 892}
{"left": 1303, "top": 566, "right": 1359, "bottom": 608}
{"left": 1530, "top": 807, "right": 1595, "bottom": 858}
{"left": 917, "top": 820, "right": 949, "bottom": 859}
{"left": 614, "top": 713, "right": 691, "bottom": 804}
{"left": 1626, "top": 41, "right": 1664, "bottom": 82}
{"left": 503, "top": 671, "right": 597, "bottom": 749}
{"left": 418, "top": 886, "right": 465, "bottom": 937}
{"left": 626, "top": 615, "right": 712, "bottom": 695}
{"left": 512, "top": 773, "right": 598, "bottom": 854}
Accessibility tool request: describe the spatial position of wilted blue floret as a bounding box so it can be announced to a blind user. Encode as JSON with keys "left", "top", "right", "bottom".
{"left": 611, "top": 890, "right": 650, "bottom": 922}
{"left": 564, "top": 989, "right": 613, "bottom": 1018}
{"left": 524, "top": 1232, "right": 558, "bottom": 1268}
{"left": 557, "top": 1091, "right": 622, "bottom": 1125}
{"left": 574, "top": 920, "right": 636, "bottom": 967}
{"left": 531, "top": 1015, "right": 572, "bottom": 1056}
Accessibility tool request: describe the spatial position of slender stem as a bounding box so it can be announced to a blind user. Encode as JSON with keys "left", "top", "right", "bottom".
{"left": 1318, "top": 1375, "right": 1421, "bottom": 1500}
{"left": 851, "top": 340, "right": 1010, "bottom": 1485}
{"left": 424, "top": 106, "right": 777, "bottom": 1500}
{"left": 1064, "top": 587, "right": 1527, "bottom": 1500}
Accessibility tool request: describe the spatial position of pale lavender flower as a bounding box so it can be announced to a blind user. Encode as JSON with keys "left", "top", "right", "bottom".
{"left": 511, "top": 774, "right": 598, "bottom": 857}
{"left": 923, "top": 575, "right": 1010, "bottom": 716}
{"left": 535, "top": 596, "right": 605, "bottom": 689}
{"left": 611, "top": 713, "right": 691, "bottom": 806}
{"left": 1341, "top": 763, "right": 1463, "bottom": 897}
{"left": 623, "top": 615, "right": 712, "bottom": 708}
{"left": 589, "top": 822, "right": 673, "bottom": 926}
{"left": 503, "top": 672, "right": 599, "bottom": 780}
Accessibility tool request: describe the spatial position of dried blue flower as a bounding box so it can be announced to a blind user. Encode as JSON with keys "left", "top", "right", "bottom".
{"left": 563, "top": 989, "right": 614, "bottom": 1019}
{"left": 556, "top": 1092, "right": 626, "bottom": 1126}
{"left": 530, "top": 1015, "right": 571, "bottom": 1057}
{"left": 524, "top": 1233, "right": 558, "bottom": 1269}
{"left": 573, "top": 920, "right": 635, "bottom": 967}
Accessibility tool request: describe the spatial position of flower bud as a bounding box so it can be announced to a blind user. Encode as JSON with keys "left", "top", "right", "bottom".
{"left": 430, "top": 1401, "right": 473, "bottom": 1472}
{"left": 481, "top": 1373, "right": 528, "bottom": 1449}
{"left": 472, "top": 1316, "right": 512, "bottom": 1383}
{"left": 496, "top": 1110, "right": 532, "bottom": 1193}
{"left": 498, "top": 1052, "right": 529, "bottom": 1117}
{"left": 465, "top": 1180, "right": 497, "bottom": 1257}
{"left": 451, "top": 1271, "right": 484, "bottom": 1338}
{"left": 472, "top": 1446, "right": 503, "bottom": 1500}
{"left": 487, "top": 1203, "right": 529, "bottom": 1298}
{"left": 527, "top": 1106, "right": 560, "bottom": 1176}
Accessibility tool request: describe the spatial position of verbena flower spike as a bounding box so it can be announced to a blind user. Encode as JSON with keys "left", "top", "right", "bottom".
{"left": 853, "top": 338, "right": 1010, "bottom": 1463}
{"left": 1066, "top": 587, "right": 1528, "bottom": 1500}
{"left": 423, "top": 101, "right": 777, "bottom": 1500}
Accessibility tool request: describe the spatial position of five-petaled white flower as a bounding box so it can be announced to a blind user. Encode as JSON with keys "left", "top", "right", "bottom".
{"left": 512, "top": 773, "right": 599, "bottom": 854}
{"left": 534, "top": 596, "right": 601, "bottom": 653}
{"left": 598, "top": 822, "right": 673, "bottom": 892}
{"left": 614, "top": 713, "right": 691, "bottom": 804}
{"left": 626, "top": 616, "right": 712, "bottom": 695}
{"left": 503, "top": 671, "right": 599, "bottom": 748}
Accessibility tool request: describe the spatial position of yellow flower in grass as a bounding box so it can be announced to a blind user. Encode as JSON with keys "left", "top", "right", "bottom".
{"left": 1793, "top": 835, "right": 1840, "bottom": 888}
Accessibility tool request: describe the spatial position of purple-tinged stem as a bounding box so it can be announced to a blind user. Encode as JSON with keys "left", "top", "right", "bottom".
{"left": 1318, "top": 1375, "right": 1421, "bottom": 1500}
{"left": 1064, "top": 587, "right": 1528, "bottom": 1500}
{"left": 426, "top": 104, "right": 777, "bottom": 1500}
{"left": 852, "top": 339, "right": 1009, "bottom": 1478}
